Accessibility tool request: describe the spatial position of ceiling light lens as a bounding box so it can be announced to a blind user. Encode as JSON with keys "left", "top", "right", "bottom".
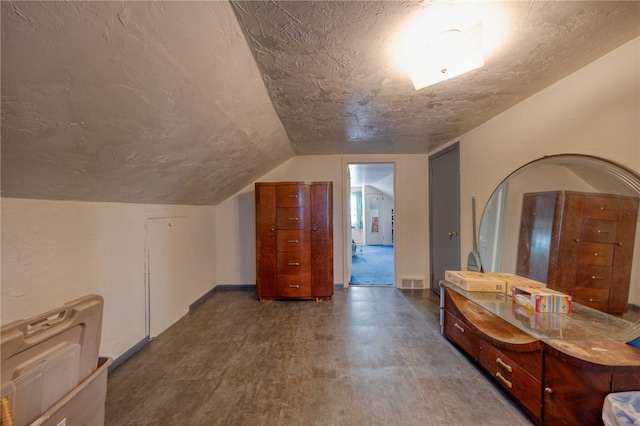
{"left": 401, "top": 22, "right": 485, "bottom": 90}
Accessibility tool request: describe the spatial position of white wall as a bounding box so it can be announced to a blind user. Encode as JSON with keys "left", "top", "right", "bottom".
{"left": 215, "top": 154, "right": 429, "bottom": 288}
{"left": 1, "top": 198, "right": 216, "bottom": 360}
{"left": 450, "top": 37, "right": 640, "bottom": 263}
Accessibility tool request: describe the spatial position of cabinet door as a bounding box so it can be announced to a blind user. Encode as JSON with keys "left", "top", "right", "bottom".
{"left": 255, "top": 184, "right": 277, "bottom": 297}
{"left": 543, "top": 353, "right": 611, "bottom": 425}
{"left": 310, "top": 183, "right": 333, "bottom": 297}
{"left": 516, "top": 192, "right": 557, "bottom": 282}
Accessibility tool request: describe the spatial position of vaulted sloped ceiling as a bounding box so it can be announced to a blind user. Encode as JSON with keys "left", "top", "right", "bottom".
{"left": 2, "top": 1, "right": 639, "bottom": 205}
{"left": 1, "top": 1, "right": 294, "bottom": 205}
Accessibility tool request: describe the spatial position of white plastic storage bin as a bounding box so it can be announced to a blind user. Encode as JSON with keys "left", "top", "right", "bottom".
{"left": 1, "top": 295, "right": 107, "bottom": 426}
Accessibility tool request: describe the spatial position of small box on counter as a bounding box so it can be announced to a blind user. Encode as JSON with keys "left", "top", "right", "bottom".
{"left": 444, "top": 270, "right": 506, "bottom": 292}
{"left": 511, "top": 285, "right": 572, "bottom": 314}
{"left": 549, "top": 289, "right": 572, "bottom": 314}
{"left": 512, "top": 285, "right": 553, "bottom": 313}
{"left": 484, "top": 272, "right": 547, "bottom": 293}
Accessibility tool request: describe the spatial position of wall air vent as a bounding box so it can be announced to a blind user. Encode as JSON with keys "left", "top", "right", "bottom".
{"left": 400, "top": 277, "right": 425, "bottom": 289}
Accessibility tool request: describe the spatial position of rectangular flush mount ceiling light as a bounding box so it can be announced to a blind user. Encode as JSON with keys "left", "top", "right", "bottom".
{"left": 402, "top": 21, "right": 484, "bottom": 90}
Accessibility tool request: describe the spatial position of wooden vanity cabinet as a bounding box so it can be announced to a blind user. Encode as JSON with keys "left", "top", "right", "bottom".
{"left": 516, "top": 191, "right": 639, "bottom": 314}
{"left": 441, "top": 288, "right": 543, "bottom": 422}
{"left": 255, "top": 182, "right": 333, "bottom": 301}
{"left": 441, "top": 281, "right": 640, "bottom": 426}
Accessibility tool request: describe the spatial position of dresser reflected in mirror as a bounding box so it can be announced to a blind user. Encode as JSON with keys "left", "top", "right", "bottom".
{"left": 478, "top": 154, "right": 640, "bottom": 343}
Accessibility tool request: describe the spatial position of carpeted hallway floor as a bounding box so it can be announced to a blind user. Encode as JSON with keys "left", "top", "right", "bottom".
{"left": 350, "top": 244, "right": 394, "bottom": 285}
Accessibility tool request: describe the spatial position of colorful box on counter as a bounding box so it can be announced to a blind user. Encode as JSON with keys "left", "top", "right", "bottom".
{"left": 484, "top": 272, "right": 547, "bottom": 293}
{"left": 444, "top": 270, "right": 506, "bottom": 292}
{"left": 511, "top": 285, "right": 572, "bottom": 314}
{"left": 512, "top": 285, "right": 553, "bottom": 312}
{"left": 550, "top": 290, "right": 572, "bottom": 314}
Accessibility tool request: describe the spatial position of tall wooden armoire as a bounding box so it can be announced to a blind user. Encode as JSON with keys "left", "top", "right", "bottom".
{"left": 516, "top": 190, "right": 638, "bottom": 314}
{"left": 255, "top": 181, "right": 333, "bottom": 301}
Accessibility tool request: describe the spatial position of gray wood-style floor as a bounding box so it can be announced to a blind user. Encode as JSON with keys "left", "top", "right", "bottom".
{"left": 105, "top": 287, "right": 534, "bottom": 425}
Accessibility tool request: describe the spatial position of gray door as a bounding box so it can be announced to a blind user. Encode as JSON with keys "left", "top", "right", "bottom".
{"left": 429, "top": 143, "right": 461, "bottom": 294}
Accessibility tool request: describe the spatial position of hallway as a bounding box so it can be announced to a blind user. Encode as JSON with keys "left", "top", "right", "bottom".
{"left": 105, "top": 287, "right": 532, "bottom": 425}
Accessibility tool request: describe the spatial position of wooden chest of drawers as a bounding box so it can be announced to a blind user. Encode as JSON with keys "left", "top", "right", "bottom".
{"left": 516, "top": 191, "right": 639, "bottom": 314}
{"left": 255, "top": 182, "right": 333, "bottom": 301}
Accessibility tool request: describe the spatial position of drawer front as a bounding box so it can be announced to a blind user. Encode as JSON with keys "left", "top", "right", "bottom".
{"left": 575, "top": 265, "right": 612, "bottom": 289}
{"left": 276, "top": 184, "right": 309, "bottom": 207}
{"left": 277, "top": 230, "right": 310, "bottom": 252}
{"left": 582, "top": 196, "right": 619, "bottom": 220}
{"left": 479, "top": 343, "right": 542, "bottom": 420}
{"left": 581, "top": 219, "right": 617, "bottom": 243}
{"left": 572, "top": 287, "right": 609, "bottom": 311}
{"left": 442, "top": 311, "right": 480, "bottom": 360}
{"left": 277, "top": 252, "right": 311, "bottom": 275}
{"left": 277, "top": 274, "right": 311, "bottom": 297}
{"left": 276, "top": 207, "right": 309, "bottom": 230}
{"left": 577, "top": 242, "right": 614, "bottom": 266}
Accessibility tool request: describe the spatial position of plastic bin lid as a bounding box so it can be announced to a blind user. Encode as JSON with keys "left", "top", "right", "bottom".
{"left": 1, "top": 294, "right": 103, "bottom": 385}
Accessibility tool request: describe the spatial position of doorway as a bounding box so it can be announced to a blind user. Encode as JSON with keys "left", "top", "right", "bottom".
{"left": 348, "top": 163, "right": 395, "bottom": 286}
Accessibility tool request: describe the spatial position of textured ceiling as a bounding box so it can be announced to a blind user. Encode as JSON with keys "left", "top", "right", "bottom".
{"left": 1, "top": 1, "right": 294, "bottom": 205}
{"left": 232, "top": 1, "right": 640, "bottom": 155}
{"left": 2, "top": 1, "right": 639, "bottom": 205}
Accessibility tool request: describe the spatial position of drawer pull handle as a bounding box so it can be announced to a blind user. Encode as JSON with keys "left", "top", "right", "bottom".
{"left": 594, "top": 253, "right": 604, "bottom": 257}
{"left": 289, "top": 284, "right": 300, "bottom": 288}
{"left": 495, "top": 372, "right": 512, "bottom": 389}
{"left": 597, "top": 230, "right": 609, "bottom": 234}
{"left": 288, "top": 217, "right": 299, "bottom": 221}
{"left": 288, "top": 262, "right": 299, "bottom": 266}
{"left": 545, "top": 387, "right": 554, "bottom": 394}
{"left": 591, "top": 276, "right": 604, "bottom": 280}
{"left": 574, "top": 238, "right": 581, "bottom": 242}
{"left": 589, "top": 298, "right": 601, "bottom": 302}
{"left": 599, "top": 206, "right": 611, "bottom": 211}
{"left": 496, "top": 357, "right": 513, "bottom": 373}
{"left": 288, "top": 240, "right": 299, "bottom": 243}
{"left": 288, "top": 195, "right": 299, "bottom": 198}
{"left": 454, "top": 323, "right": 464, "bottom": 333}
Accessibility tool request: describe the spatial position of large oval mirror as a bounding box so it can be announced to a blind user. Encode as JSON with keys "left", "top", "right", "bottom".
{"left": 479, "top": 154, "right": 640, "bottom": 343}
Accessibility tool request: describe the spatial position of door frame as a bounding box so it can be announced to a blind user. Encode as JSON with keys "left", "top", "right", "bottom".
{"left": 342, "top": 158, "right": 397, "bottom": 288}
{"left": 429, "top": 143, "right": 461, "bottom": 294}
